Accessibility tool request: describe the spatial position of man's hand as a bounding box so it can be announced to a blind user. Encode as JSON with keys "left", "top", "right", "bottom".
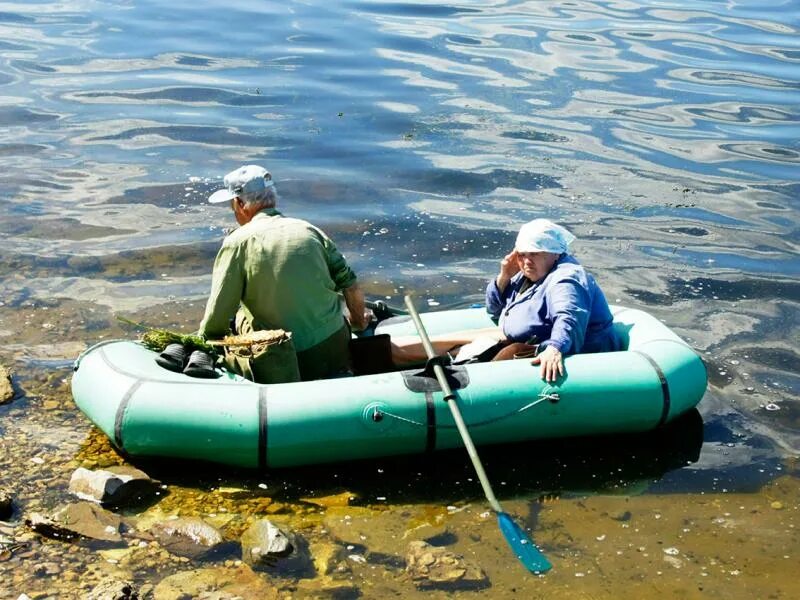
{"left": 531, "top": 345, "right": 563, "bottom": 383}
{"left": 350, "top": 308, "right": 374, "bottom": 333}
{"left": 496, "top": 250, "right": 520, "bottom": 292}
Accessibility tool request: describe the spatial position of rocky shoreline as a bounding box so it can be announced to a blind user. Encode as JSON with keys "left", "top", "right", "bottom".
{"left": 2, "top": 462, "right": 491, "bottom": 599}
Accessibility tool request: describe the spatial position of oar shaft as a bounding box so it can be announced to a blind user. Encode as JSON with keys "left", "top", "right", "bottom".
{"left": 403, "top": 296, "right": 503, "bottom": 514}
{"left": 403, "top": 297, "right": 437, "bottom": 357}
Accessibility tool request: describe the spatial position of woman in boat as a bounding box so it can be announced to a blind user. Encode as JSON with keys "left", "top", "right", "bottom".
{"left": 389, "top": 219, "right": 620, "bottom": 382}
{"left": 485, "top": 218, "right": 620, "bottom": 382}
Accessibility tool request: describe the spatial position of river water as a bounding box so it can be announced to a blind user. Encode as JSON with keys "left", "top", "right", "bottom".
{"left": 0, "top": 1, "right": 798, "bottom": 598}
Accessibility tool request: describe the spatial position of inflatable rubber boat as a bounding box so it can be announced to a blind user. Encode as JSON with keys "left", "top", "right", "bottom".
{"left": 70, "top": 306, "right": 707, "bottom": 469}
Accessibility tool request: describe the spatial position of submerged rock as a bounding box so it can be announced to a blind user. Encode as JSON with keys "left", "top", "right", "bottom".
{"left": 86, "top": 578, "right": 140, "bottom": 600}
{"left": 149, "top": 517, "right": 225, "bottom": 559}
{"left": 26, "top": 502, "right": 123, "bottom": 543}
{"left": 274, "top": 532, "right": 315, "bottom": 577}
{"left": 241, "top": 519, "right": 314, "bottom": 577}
{"left": 214, "top": 485, "right": 256, "bottom": 499}
{"left": 68, "top": 466, "right": 161, "bottom": 507}
{"left": 0, "top": 364, "right": 13, "bottom": 404}
{"left": 309, "top": 540, "right": 350, "bottom": 576}
{"left": 322, "top": 506, "right": 399, "bottom": 554}
{"left": 152, "top": 565, "right": 278, "bottom": 600}
{"left": 405, "top": 540, "right": 489, "bottom": 590}
{"left": 97, "top": 546, "right": 139, "bottom": 565}
{"left": 293, "top": 575, "right": 360, "bottom": 598}
{"left": 299, "top": 490, "right": 360, "bottom": 508}
{"left": 240, "top": 519, "right": 293, "bottom": 566}
{"left": 0, "top": 489, "right": 12, "bottom": 521}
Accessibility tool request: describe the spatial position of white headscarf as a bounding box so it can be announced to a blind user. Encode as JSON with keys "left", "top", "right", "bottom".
{"left": 514, "top": 219, "right": 576, "bottom": 254}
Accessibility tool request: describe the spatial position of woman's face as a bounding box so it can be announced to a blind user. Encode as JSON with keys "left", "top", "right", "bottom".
{"left": 516, "top": 251, "right": 558, "bottom": 282}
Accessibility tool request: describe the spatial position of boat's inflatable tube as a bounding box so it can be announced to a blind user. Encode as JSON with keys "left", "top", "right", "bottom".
{"left": 71, "top": 306, "right": 707, "bottom": 469}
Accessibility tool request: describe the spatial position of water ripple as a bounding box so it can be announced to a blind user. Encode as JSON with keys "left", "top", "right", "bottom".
{"left": 67, "top": 87, "right": 283, "bottom": 107}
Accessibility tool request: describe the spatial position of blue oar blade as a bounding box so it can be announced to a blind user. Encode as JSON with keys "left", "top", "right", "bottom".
{"left": 497, "top": 512, "right": 552, "bottom": 574}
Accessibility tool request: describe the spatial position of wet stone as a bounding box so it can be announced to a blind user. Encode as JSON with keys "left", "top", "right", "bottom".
{"left": 405, "top": 540, "right": 489, "bottom": 590}
{"left": 0, "top": 489, "right": 12, "bottom": 521}
{"left": 68, "top": 465, "right": 161, "bottom": 508}
{"left": 26, "top": 502, "right": 123, "bottom": 543}
{"left": 86, "top": 577, "right": 140, "bottom": 600}
{"left": 152, "top": 564, "right": 278, "bottom": 600}
{"left": 32, "top": 561, "right": 61, "bottom": 576}
{"left": 150, "top": 517, "right": 225, "bottom": 559}
{"left": 42, "top": 399, "right": 61, "bottom": 411}
{"left": 240, "top": 519, "right": 293, "bottom": 566}
{"left": 0, "top": 363, "right": 13, "bottom": 404}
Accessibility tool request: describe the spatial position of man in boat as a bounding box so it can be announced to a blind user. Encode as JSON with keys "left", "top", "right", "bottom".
{"left": 198, "top": 164, "right": 369, "bottom": 382}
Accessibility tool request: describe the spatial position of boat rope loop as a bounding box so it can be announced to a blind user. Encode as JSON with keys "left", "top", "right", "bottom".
{"left": 374, "top": 393, "right": 557, "bottom": 429}
{"left": 372, "top": 407, "right": 424, "bottom": 427}
{"left": 537, "top": 391, "right": 561, "bottom": 403}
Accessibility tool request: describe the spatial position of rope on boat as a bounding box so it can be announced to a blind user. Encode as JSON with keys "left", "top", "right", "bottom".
{"left": 373, "top": 408, "right": 425, "bottom": 427}
{"left": 375, "top": 392, "right": 558, "bottom": 429}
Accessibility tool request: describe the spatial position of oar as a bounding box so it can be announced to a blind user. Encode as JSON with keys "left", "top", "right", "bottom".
{"left": 403, "top": 294, "right": 552, "bottom": 574}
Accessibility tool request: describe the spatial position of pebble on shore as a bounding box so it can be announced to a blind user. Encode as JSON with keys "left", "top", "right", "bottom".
{"left": 0, "top": 364, "right": 13, "bottom": 404}
{"left": 405, "top": 540, "right": 490, "bottom": 590}
{"left": 68, "top": 466, "right": 161, "bottom": 508}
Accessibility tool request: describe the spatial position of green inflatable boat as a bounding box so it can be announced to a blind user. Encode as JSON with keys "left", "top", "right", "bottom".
{"left": 71, "top": 306, "right": 707, "bottom": 469}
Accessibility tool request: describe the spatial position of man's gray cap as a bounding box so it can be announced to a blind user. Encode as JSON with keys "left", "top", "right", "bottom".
{"left": 208, "top": 165, "right": 275, "bottom": 204}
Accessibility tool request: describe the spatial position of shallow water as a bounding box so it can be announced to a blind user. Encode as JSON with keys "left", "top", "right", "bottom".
{"left": 0, "top": 0, "right": 798, "bottom": 598}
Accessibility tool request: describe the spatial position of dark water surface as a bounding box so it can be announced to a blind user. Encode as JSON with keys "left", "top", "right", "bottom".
{"left": 0, "top": 1, "right": 798, "bottom": 598}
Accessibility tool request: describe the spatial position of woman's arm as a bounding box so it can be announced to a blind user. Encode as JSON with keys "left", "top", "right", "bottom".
{"left": 543, "top": 277, "right": 591, "bottom": 355}
{"left": 495, "top": 250, "right": 520, "bottom": 293}
{"left": 486, "top": 251, "right": 521, "bottom": 319}
{"left": 531, "top": 277, "right": 591, "bottom": 382}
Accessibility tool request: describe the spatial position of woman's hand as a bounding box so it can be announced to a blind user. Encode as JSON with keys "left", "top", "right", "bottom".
{"left": 496, "top": 250, "right": 520, "bottom": 292}
{"left": 531, "top": 345, "right": 563, "bottom": 382}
